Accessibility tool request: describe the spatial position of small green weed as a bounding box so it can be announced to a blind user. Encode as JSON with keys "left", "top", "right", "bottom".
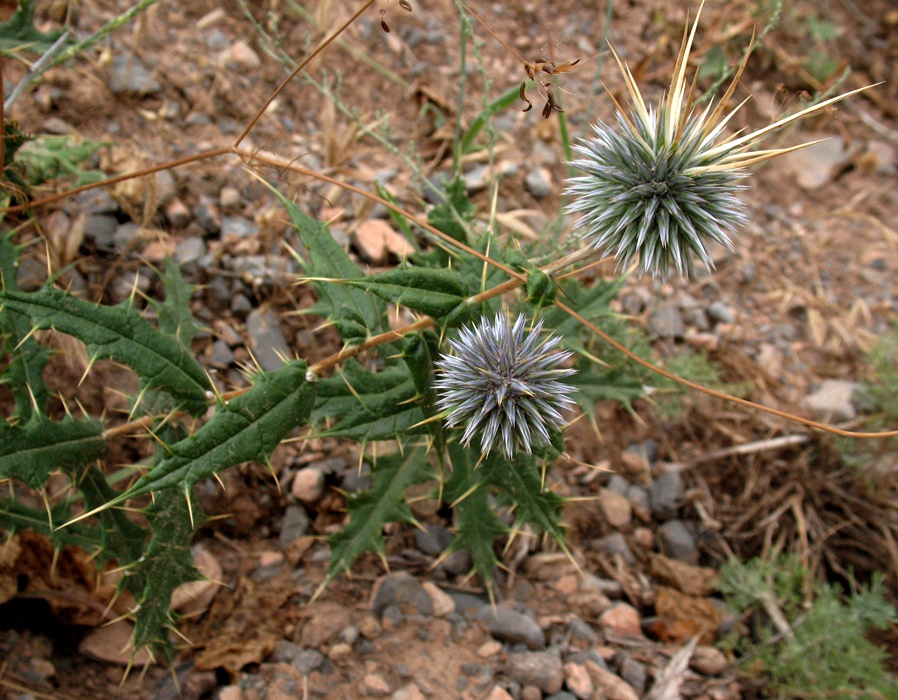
{"left": 720, "top": 555, "right": 898, "bottom": 699}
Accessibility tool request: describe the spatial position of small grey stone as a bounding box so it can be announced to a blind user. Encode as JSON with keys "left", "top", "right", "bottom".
{"left": 221, "top": 216, "right": 259, "bottom": 239}
{"left": 782, "top": 135, "right": 852, "bottom": 190}
{"left": 532, "top": 140, "right": 558, "bottom": 165}
{"left": 436, "top": 549, "right": 472, "bottom": 576}
{"left": 627, "top": 439, "right": 657, "bottom": 463}
{"left": 372, "top": 572, "right": 434, "bottom": 617}
{"left": 185, "top": 112, "right": 212, "bottom": 127}
{"left": 626, "top": 485, "right": 651, "bottom": 519}
{"left": 373, "top": 168, "right": 398, "bottom": 185}
{"left": 503, "top": 650, "right": 563, "bottom": 694}
{"left": 341, "top": 463, "right": 372, "bottom": 492}
{"left": 207, "top": 276, "right": 231, "bottom": 306}
{"left": 381, "top": 605, "right": 405, "bottom": 627}
{"left": 414, "top": 524, "right": 453, "bottom": 556}
{"left": 210, "top": 340, "right": 234, "bottom": 368}
{"left": 339, "top": 625, "right": 359, "bottom": 644}
{"left": 801, "top": 379, "right": 858, "bottom": 422}
{"left": 153, "top": 169, "right": 177, "bottom": 205}
{"left": 279, "top": 505, "right": 310, "bottom": 548}
{"left": 648, "top": 304, "right": 685, "bottom": 339}
{"left": 271, "top": 640, "right": 302, "bottom": 663}
{"left": 606, "top": 474, "right": 630, "bottom": 496}
{"left": 568, "top": 618, "right": 597, "bottom": 645}
{"left": 194, "top": 196, "right": 221, "bottom": 235}
{"left": 658, "top": 520, "right": 698, "bottom": 563}
{"left": 707, "top": 301, "right": 735, "bottom": 325}
{"left": 307, "top": 457, "right": 347, "bottom": 475}
{"left": 684, "top": 307, "right": 710, "bottom": 330}
{"left": 174, "top": 236, "right": 206, "bottom": 264}
{"left": 108, "top": 52, "right": 161, "bottom": 95}
{"left": 42, "top": 117, "right": 72, "bottom": 135}
{"left": 293, "top": 649, "right": 324, "bottom": 675}
{"left": 710, "top": 598, "right": 739, "bottom": 637}
{"left": 160, "top": 100, "right": 180, "bottom": 120}
{"left": 205, "top": 28, "right": 230, "bottom": 50}
{"left": 423, "top": 172, "right": 450, "bottom": 205}
{"left": 700, "top": 279, "right": 721, "bottom": 301}
{"left": 649, "top": 469, "right": 682, "bottom": 520}
{"left": 567, "top": 650, "right": 608, "bottom": 670}
{"left": 83, "top": 214, "right": 118, "bottom": 249}
{"left": 621, "top": 293, "right": 646, "bottom": 315}
{"left": 218, "top": 117, "right": 240, "bottom": 135}
{"left": 113, "top": 222, "right": 141, "bottom": 252}
{"left": 13, "top": 260, "right": 45, "bottom": 291}
{"left": 618, "top": 655, "right": 647, "bottom": 696}
{"left": 231, "top": 255, "right": 296, "bottom": 284}
{"left": 446, "top": 591, "right": 489, "bottom": 617}
{"left": 110, "top": 269, "right": 152, "bottom": 303}
{"left": 246, "top": 307, "right": 291, "bottom": 371}
{"left": 546, "top": 693, "right": 578, "bottom": 700}
{"left": 477, "top": 606, "right": 545, "bottom": 650}
{"left": 678, "top": 294, "right": 701, "bottom": 310}
{"left": 597, "top": 532, "right": 634, "bottom": 564}
{"left": 74, "top": 189, "right": 119, "bottom": 215}
{"left": 463, "top": 165, "right": 489, "bottom": 193}
{"left": 524, "top": 168, "right": 552, "bottom": 199}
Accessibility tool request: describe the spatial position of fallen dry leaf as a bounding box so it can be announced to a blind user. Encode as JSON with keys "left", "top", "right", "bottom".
{"left": 652, "top": 586, "right": 721, "bottom": 644}
{"left": 354, "top": 218, "right": 413, "bottom": 263}
{"left": 170, "top": 545, "right": 222, "bottom": 617}
{"left": 0, "top": 535, "right": 23, "bottom": 606}
{"left": 79, "top": 619, "right": 153, "bottom": 667}
{"left": 650, "top": 555, "right": 718, "bottom": 597}
{"left": 192, "top": 574, "right": 294, "bottom": 676}
{"left": 2, "top": 530, "right": 127, "bottom": 626}
{"left": 646, "top": 635, "right": 699, "bottom": 700}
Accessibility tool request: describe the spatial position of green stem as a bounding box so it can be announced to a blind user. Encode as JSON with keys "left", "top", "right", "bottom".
{"left": 49, "top": 0, "right": 162, "bottom": 71}
{"left": 452, "top": 2, "right": 471, "bottom": 177}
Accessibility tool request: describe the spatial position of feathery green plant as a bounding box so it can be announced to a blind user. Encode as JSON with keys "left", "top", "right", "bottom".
{"left": 721, "top": 555, "right": 898, "bottom": 699}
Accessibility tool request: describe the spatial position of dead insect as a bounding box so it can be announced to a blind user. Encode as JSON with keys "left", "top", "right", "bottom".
{"left": 380, "top": 8, "right": 390, "bottom": 32}
{"left": 541, "top": 88, "right": 565, "bottom": 118}
{"left": 519, "top": 81, "right": 533, "bottom": 113}
{"left": 398, "top": 0, "right": 412, "bottom": 11}
{"left": 521, "top": 54, "right": 580, "bottom": 118}
{"left": 455, "top": 1, "right": 579, "bottom": 119}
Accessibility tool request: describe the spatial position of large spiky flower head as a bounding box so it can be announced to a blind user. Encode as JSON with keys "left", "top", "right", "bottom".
{"left": 566, "top": 2, "right": 869, "bottom": 278}
{"left": 434, "top": 313, "right": 577, "bottom": 459}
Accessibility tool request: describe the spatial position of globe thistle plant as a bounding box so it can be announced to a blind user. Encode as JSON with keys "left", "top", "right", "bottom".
{"left": 434, "top": 313, "right": 577, "bottom": 459}
{"left": 566, "top": 3, "right": 870, "bottom": 278}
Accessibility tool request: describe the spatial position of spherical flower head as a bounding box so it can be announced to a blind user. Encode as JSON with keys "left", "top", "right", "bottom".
{"left": 566, "top": 107, "right": 747, "bottom": 279}
{"left": 434, "top": 313, "right": 577, "bottom": 459}
{"left": 565, "top": 2, "right": 868, "bottom": 279}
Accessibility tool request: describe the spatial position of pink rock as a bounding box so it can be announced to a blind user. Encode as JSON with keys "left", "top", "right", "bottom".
{"left": 599, "top": 488, "right": 632, "bottom": 527}
{"left": 485, "top": 686, "right": 515, "bottom": 700}
{"left": 362, "top": 672, "right": 391, "bottom": 696}
{"left": 563, "top": 662, "right": 595, "bottom": 699}
{"left": 291, "top": 467, "right": 325, "bottom": 502}
{"left": 599, "top": 603, "right": 643, "bottom": 638}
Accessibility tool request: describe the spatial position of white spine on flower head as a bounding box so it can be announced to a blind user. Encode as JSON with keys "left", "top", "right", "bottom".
{"left": 565, "top": 2, "right": 870, "bottom": 279}
{"left": 434, "top": 313, "right": 577, "bottom": 459}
